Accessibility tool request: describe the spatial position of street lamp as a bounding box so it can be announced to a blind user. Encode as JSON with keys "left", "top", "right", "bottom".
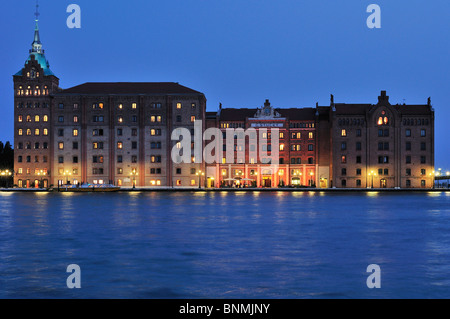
{"left": 0, "top": 169, "right": 13, "bottom": 188}
{"left": 63, "top": 170, "right": 72, "bottom": 185}
{"left": 368, "top": 170, "right": 377, "bottom": 188}
{"left": 196, "top": 170, "right": 204, "bottom": 189}
{"left": 37, "top": 170, "right": 46, "bottom": 189}
{"left": 130, "top": 170, "right": 138, "bottom": 189}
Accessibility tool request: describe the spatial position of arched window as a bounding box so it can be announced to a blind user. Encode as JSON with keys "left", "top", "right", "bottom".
{"left": 35, "top": 115, "right": 40, "bottom": 122}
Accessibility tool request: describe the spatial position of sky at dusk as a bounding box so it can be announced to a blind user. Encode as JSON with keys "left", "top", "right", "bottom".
{"left": 0, "top": 0, "right": 449, "bottom": 169}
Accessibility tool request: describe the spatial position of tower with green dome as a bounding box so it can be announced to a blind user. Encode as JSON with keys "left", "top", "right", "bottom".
{"left": 13, "top": 3, "right": 59, "bottom": 188}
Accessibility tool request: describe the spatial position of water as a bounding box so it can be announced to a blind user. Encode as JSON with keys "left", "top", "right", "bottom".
{"left": 0, "top": 191, "right": 449, "bottom": 298}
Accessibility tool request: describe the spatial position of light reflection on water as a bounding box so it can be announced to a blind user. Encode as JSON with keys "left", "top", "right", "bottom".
{"left": 0, "top": 191, "right": 449, "bottom": 298}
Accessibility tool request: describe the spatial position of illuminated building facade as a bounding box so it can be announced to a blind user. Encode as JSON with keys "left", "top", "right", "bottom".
{"left": 13, "top": 14, "right": 435, "bottom": 189}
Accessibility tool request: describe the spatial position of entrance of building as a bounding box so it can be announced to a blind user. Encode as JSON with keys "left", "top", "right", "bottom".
{"left": 380, "top": 179, "right": 387, "bottom": 188}
{"left": 262, "top": 177, "right": 271, "bottom": 187}
{"left": 320, "top": 178, "right": 328, "bottom": 188}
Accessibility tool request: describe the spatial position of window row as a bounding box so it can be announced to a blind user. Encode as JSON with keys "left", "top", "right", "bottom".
{"left": 17, "top": 155, "right": 48, "bottom": 163}
{"left": 17, "top": 142, "right": 48, "bottom": 150}
{"left": 16, "top": 85, "right": 49, "bottom": 96}
{"left": 18, "top": 128, "right": 48, "bottom": 136}
{"left": 18, "top": 115, "right": 49, "bottom": 122}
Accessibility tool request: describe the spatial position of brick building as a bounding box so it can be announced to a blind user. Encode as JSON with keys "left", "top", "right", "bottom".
{"left": 13, "top": 13, "right": 435, "bottom": 189}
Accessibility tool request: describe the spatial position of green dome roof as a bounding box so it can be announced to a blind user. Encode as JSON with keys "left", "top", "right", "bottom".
{"left": 15, "top": 52, "right": 55, "bottom": 76}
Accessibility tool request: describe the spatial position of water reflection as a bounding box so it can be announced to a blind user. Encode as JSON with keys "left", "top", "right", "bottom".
{"left": 0, "top": 191, "right": 449, "bottom": 298}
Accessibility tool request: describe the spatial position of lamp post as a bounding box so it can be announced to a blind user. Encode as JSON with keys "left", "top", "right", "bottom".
{"left": 196, "top": 170, "right": 204, "bottom": 189}
{"left": 130, "top": 170, "right": 138, "bottom": 189}
{"left": 368, "top": 170, "right": 377, "bottom": 188}
{"left": 309, "top": 171, "right": 314, "bottom": 187}
{"left": 37, "top": 170, "right": 46, "bottom": 189}
{"left": 0, "top": 170, "right": 13, "bottom": 188}
{"left": 63, "top": 170, "right": 72, "bottom": 185}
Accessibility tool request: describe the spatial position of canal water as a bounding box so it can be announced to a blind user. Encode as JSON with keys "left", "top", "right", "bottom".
{"left": 0, "top": 191, "right": 449, "bottom": 298}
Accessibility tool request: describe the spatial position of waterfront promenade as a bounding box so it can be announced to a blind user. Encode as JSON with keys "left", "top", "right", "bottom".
{"left": 0, "top": 187, "right": 449, "bottom": 193}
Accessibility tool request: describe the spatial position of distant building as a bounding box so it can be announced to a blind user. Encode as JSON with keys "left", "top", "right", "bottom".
{"left": 13, "top": 11, "right": 435, "bottom": 189}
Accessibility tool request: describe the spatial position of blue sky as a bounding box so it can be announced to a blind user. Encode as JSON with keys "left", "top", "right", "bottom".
{"left": 1, "top": 0, "right": 449, "bottom": 169}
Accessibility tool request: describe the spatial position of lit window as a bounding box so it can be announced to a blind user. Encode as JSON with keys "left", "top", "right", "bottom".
{"left": 118, "top": 116, "right": 123, "bottom": 123}
{"left": 377, "top": 117, "right": 383, "bottom": 125}
{"left": 191, "top": 179, "right": 196, "bottom": 186}
{"left": 26, "top": 129, "right": 31, "bottom": 136}
{"left": 43, "top": 128, "right": 48, "bottom": 136}
{"left": 151, "top": 116, "right": 156, "bottom": 122}
{"left": 177, "top": 103, "right": 182, "bottom": 109}
{"left": 35, "top": 129, "right": 40, "bottom": 136}
{"left": 191, "top": 116, "right": 195, "bottom": 122}
{"left": 157, "top": 116, "right": 162, "bottom": 122}
{"left": 132, "top": 103, "right": 137, "bottom": 109}
{"left": 18, "top": 115, "right": 23, "bottom": 122}
{"left": 118, "top": 104, "right": 123, "bottom": 109}
{"left": 73, "top": 129, "right": 78, "bottom": 137}
{"left": 26, "top": 115, "right": 31, "bottom": 122}
{"left": 341, "top": 155, "right": 347, "bottom": 163}
{"left": 341, "top": 129, "right": 347, "bottom": 137}
{"left": 58, "top": 142, "right": 64, "bottom": 150}
{"left": 151, "top": 129, "right": 156, "bottom": 136}
{"left": 43, "top": 115, "right": 48, "bottom": 122}
{"left": 176, "top": 142, "right": 181, "bottom": 149}
{"left": 309, "top": 132, "right": 313, "bottom": 139}
{"left": 297, "top": 132, "right": 301, "bottom": 139}
{"left": 384, "top": 117, "right": 388, "bottom": 125}
{"left": 279, "top": 132, "right": 284, "bottom": 139}
{"left": 280, "top": 144, "right": 285, "bottom": 151}
{"left": 73, "top": 116, "right": 78, "bottom": 123}
{"left": 117, "top": 142, "right": 123, "bottom": 149}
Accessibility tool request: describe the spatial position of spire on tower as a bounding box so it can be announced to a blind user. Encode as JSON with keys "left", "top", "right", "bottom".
{"left": 31, "top": 1, "right": 43, "bottom": 53}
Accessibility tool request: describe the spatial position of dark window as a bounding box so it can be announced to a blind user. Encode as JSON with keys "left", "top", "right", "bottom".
{"left": 421, "top": 129, "right": 426, "bottom": 137}
{"left": 341, "top": 142, "right": 347, "bottom": 150}
{"left": 356, "top": 169, "right": 361, "bottom": 175}
{"left": 356, "top": 179, "right": 361, "bottom": 187}
{"left": 341, "top": 180, "right": 346, "bottom": 187}
{"left": 406, "top": 180, "right": 411, "bottom": 187}
{"left": 117, "top": 155, "right": 123, "bottom": 163}
{"left": 176, "top": 168, "right": 182, "bottom": 174}
{"left": 384, "top": 129, "right": 389, "bottom": 137}
{"left": 132, "top": 141, "right": 137, "bottom": 149}
{"left": 308, "top": 157, "right": 313, "bottom": 164}
{"left": 420, "top": 142, "right": 426, "bottom": 151}
{"left": 58, "top": 103, "right": 64, "bottom": 109}
{"left": 308, "top": 144, "right": 313, "bottom": 151}
{"left": 406, "top": 129, "right": 411, "bottom": 137}
{"left": 406, "top": 142, "right": 411, "bottom": 151}
{"left": 73, "top": 156, "right": 78, "bottom": 164}
{"left": 291, "top": 158, "right": 296, "bottom": 164}
{"left": 58, "top": 116, "right": 64, "bottom": 122}
{"left": 356, "top": 156, "right": 361, "bottom": 164}
{"left": 421, "top": 156, "right": 426, "bottom": 164}
{"left": 378, "top": 129, "right": 383, "bottom": 137}
{"left": 117, "top": 128, "right": 123, "bottom": 136}
{"left": 406, "top": 156, "right": 411, "bottom": 164}
{"left": 421, "top": 169, "right": 426, "bottom": 175}
{"left": 356, "top": 129, "right": 361, "bottom": 137}
{"left": 356, "top": 142, "right": 361, "bottom": 151}
{"left": 406, "top": 168, "right": 411, "bottom": 176}
{"left": 341, "top": 168, "right": 347, "bottom": 176}
{"left": 384, "top": 168, "right": 389, "bottom": 175}
{"left": 58, "top": 156, "right": 64, "bottom": 164}
{"left": 58, "top": 129, "right": 64, "bottom": 137}
{"left": 176, "top": 115, "right": 182, "bottom": 122}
